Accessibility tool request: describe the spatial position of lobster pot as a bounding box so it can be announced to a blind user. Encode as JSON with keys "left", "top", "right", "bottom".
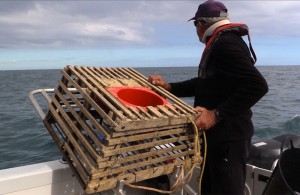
{"left": 43, "top": 65, "right": 202, "bottom": 194}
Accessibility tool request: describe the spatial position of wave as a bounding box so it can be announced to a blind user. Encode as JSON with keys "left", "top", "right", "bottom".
{"left": 281, "top": 115, "right": 300, "bottom": 132}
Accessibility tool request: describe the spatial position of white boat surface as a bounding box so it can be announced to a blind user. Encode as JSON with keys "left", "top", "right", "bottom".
{"left": 0, "top": 158, "right": 200, "bottom": 195}
{"left": 0, "top": 159, "right": 271, "bottom": 195}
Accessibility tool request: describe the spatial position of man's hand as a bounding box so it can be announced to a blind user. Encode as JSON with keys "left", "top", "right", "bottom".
{"left": 148, "top": 75, "right": 172, "bottom": 91}
{"left": 194, "top": 106, "right": 218, "bottom": 131}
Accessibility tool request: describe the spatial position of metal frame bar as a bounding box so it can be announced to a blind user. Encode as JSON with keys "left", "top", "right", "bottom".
{"left": 28, "top": 88, "right": 54, "bottom": 119}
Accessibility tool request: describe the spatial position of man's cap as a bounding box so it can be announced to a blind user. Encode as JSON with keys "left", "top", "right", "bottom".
{"left": 189, "top": 0, "right": 228, "bottom": 21}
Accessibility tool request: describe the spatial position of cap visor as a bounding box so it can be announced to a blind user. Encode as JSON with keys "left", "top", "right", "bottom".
{"left": 188, "top": 16, "right": 196, "bottom": 22}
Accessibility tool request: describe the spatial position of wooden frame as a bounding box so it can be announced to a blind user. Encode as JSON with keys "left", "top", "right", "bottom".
{"left": 43, "top": 65, "right": 202, "bottom": 194}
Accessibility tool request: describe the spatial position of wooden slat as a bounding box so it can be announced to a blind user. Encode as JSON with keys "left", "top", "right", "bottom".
{"left": 165, "top": 104, "right": 182, "bottom": 116}
{"left": 54, "top": 88, "right": 104, "bottom": 152}
{"left": 64, "top": 142, "right": 89, "bottom": 183}
{"left": 47, "top": 102, "right": 95, "bottom": 173}
{"left": 50, "top": 97, "right": 97, "bottom": 171}
{"left": 73, "top": 66, "right": 137, "bottom": 120}
{"left": 116, "top": 68, "right": 148, "bottom": 88}
{"left": 102, "top": 134, "right": 193, "bottom": 157}
{"left": 147, "top": 106, "right": 164, "bottom": 118}
{"left": 111, "top": 124, "right": 187, "bottom": 137}
{"left": 57, "top": 81, "right": 110, "bottom": 139}
{"left": 81, "top": 67, "right": 136, "bottom": 120}
{"left": 92, "top": 149, "right": 194, "bottom": 179}
{"left": 107, "top": 67, "right": 126, "bottom": 78}
{"left": 86, "top": 159, "right": 192, "bottom": 194}
{"left": 126, "top": 68, "right": 196, "bottom": 114}
{"left": 158, "top": 105, "right": 175, "bottom": 117}
{"left": 106, "top": 127, "right": 188, "bottom": 145}
{"left": 98, "top": 143, "right": 192, "bottom": 168}
{"left": 99, "top": 67, "right": 117, "bottom": 78}
{"left": 61, "top": 68, "right": 120, "bottom": 129}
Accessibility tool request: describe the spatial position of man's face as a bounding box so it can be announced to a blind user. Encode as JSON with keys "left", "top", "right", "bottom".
{"left": 195, "top": 21, "right": 205, "bottom": 42}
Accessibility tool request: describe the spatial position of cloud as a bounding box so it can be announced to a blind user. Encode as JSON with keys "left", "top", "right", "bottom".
{"left": 228, "top": 1, "right": 300, "bottom": 37}
{"left": 0, "top": 1, "right": 155, "bottom": 49}
{"left": 1, "top": 1, "right": 300, "bottom": 50}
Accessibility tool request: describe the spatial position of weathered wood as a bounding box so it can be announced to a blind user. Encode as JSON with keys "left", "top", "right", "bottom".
{"left": 42, "top": 65, "right": 201, "bottom": 194}
{"left": 111, "top": 124, "right": 188, "bottom": 137}
{"left": 106, "top": 127, "right": 190, "bottom": 145}
{"left": 54, "top": 88, "right": 104, "bottom": 151}
{"left": 97, "top": 143, "right": 192, "bottom": 168}
{"left": 48, "top": 99, "right": 96, "bottom": 173}
{"left": 102, "top": 135, "right": 192, "bottom": 157}
{"left": 86, "top": 159, "right": 192, "bottom": 194}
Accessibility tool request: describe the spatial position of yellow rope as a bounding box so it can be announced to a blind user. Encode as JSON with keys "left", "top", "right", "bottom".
{"left": 125, "top": 182, "right": 173, "bottom": 194}
{"left": 198, "top": 131, "right": 207, "bottom": 195}
{"left": 124, "top": 117, "right": 203, "bottom": 194}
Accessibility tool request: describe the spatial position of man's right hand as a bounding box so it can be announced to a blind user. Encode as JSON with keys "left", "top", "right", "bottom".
{"left": 148, "top": 75, "right": 172, "bottom": 91}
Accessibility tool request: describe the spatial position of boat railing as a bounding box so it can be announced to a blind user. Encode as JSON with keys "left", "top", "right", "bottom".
{"left": 28, "top": 88, "right": 78, "bottom": 120}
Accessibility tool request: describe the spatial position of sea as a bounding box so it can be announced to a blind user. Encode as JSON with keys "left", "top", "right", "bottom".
{"left": 0, "top": 66, "right": 300, "bottom": 170}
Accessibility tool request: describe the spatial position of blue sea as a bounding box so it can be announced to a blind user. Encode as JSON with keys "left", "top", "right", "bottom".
{"left": 1, "top": 66, "right": 300, "bottom": 170}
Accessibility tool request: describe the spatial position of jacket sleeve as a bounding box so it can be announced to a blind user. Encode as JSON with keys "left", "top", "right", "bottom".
{"left": 212, "top": 35, "right": 268, "bottom": 119}
{"left": 169, "top": 77, "right": 198, "bottom": 97}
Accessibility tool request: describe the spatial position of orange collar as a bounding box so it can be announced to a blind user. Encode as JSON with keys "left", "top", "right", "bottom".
{"left": 201, "top": 23, "right": 256, "bottom": 63}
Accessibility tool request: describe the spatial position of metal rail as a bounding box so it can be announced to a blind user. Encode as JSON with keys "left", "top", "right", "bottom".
{"left": 28, "top": 88, "right": 54, "bottom": 120}
{"left": 28, "top": 88, "right": 78, "bottom": 120}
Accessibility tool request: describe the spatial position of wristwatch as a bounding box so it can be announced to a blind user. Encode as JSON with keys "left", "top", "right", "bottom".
{"left": 215, "top": 109, "right": 222, "bottom": 121}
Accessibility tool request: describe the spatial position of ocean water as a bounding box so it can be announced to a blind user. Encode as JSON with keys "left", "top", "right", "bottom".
{"left": 0, "top": 66, "right": 300, "bottom": 170}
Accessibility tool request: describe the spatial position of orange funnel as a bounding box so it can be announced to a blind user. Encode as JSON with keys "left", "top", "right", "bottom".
{"left": 107, "top": 87, "right": 169, "bottom": 109}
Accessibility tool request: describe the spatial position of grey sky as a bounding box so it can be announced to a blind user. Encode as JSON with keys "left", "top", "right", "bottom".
{"left": 1, "top": 1, "right": 297, "bottom": 48}
{"left": 1, "top": 1, "right": 300, "bottom": 69}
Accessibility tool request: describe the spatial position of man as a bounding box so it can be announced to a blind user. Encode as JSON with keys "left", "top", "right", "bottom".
{"left": 149, "top": 0, "right": 268, "bottom": 194}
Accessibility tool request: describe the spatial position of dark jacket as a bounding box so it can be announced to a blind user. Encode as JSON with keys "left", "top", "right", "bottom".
{"left": 170, "top": 31, "right": 268, "bottom": 142}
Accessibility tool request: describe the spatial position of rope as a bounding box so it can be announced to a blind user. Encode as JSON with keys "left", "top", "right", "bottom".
{"left": 198, "top": 131, "right": 207, "bottom": 195}
{"left": 124, "top": 117, "right": 202, "bottom": 194}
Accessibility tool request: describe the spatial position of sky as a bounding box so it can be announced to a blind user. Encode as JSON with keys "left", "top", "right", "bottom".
{"left": 1, "top": 0, "right": 300, "bottom": 70}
